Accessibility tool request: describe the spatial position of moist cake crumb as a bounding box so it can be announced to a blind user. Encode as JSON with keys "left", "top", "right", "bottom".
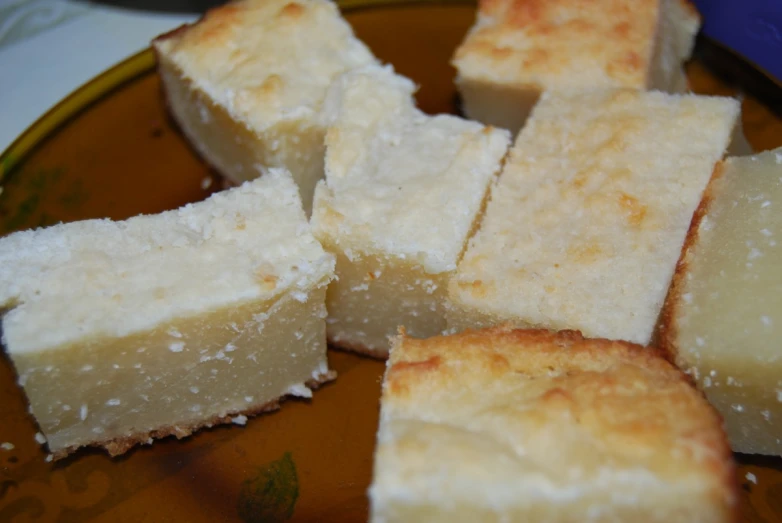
{"left": 660, "top": 147, "right": 782, "bottom": 455}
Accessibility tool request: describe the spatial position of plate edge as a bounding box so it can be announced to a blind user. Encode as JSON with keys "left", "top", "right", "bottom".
{"left": 0, "top": 47, "right": 156, "bottom": 183}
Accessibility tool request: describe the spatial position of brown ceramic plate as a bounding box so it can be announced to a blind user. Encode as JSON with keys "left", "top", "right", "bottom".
{"left": 1, "top": 1, "right": 781, "bottom": 521}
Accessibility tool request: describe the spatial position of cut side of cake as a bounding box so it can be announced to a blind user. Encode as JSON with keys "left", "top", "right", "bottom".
{"left": 153, "top": 0, "right": 378, "bottom": 214}
{"left": 451, "top": 0, "right": 701, "bottom": 134}
{"left": 660, "top": 147, "right": 782, "bottom": 455}
{"left": 311, "top": 65, "right": 511, "bottom": 357}
{"left": 0, "top": 169, "right": 335, "bottom": 459}
{"left": 447, "top": 89, "right": 740, "bottom": 345}
{"left": 370, "top": 326, "right": 737, "bottom": 522}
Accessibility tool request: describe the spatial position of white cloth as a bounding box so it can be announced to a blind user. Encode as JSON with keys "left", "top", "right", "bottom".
{"left": 0, "top": 1, "right": 196, "bottom": 152}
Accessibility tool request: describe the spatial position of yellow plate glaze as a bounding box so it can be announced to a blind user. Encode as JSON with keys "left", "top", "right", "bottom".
{"left": 1, "top": 2, "right": 781, "bottom": 522}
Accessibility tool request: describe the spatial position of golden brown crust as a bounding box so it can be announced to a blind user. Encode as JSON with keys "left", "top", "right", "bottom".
{"left": 388, "top": 326, "right": 671, "bottom": 387}
{"left": 380, "top": 326, "right": 738, "bottom": 519}
{"left": 658, "top": 162, "right": 725, "bottom": 363}
{"left": 448, "top": 91, "right": 738, "bottom": 346}
{"left": 151, "top": 23, "right": 191, "bottom": 47}
{"left": 49, "top": 371, "right": 336, "bottom": 461}
{"left": 156, "top": 2, "right": 244, "bottom": 50}
{"left": 453, "top": 0, "right": 659, "bottom": 88}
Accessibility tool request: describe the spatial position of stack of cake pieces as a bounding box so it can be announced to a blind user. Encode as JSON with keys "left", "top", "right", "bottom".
{"left": 361, "top": 85, "right": 742, "bottom": 522}
{"left": 1, "top": 0, "right": 777, "bottom": 519}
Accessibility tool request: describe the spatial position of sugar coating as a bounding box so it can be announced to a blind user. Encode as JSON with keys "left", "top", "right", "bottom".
{"left": 312, "top": 65, "right": 510, "bottom": 354}
{"left": 0, "top": 169, "right": 333, "bottom": 354}
{"left": 662, "top": 147, "right": 782, "bottom": 455}
{"left": 448, "top": 89, "right": 739, "bottom": 345}
{"left": 316, "top": 65, "right": 510, "bottom": 274}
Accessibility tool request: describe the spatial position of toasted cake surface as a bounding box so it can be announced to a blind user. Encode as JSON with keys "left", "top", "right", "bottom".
{"left": 312, "top": 65, "right": 510, "bottom": 354}
{"left": 0, "top": 169, "right": 333, "bottom": 353}
{"left": 153, "top": 0, "right": 376, "bottom": 133}
{"left": 0, "top": 170, "right": 336, "bottom": 458}
{"left": 453, "top": 0, "right": 660, "bottom": 89}
{"left": 448, "top": 89, "right": 739, "bottom": 345}
{"left": 661, "top": 148, "right": 782, "bottom": 455}
{"left": 314, "top": 65, "right": 510, "bottom": 274}
{"left": 451, "top": 0, "right": 701, "bottom": 134}
{"left": 370, "top": 326, "right": 737, "bottom": 522}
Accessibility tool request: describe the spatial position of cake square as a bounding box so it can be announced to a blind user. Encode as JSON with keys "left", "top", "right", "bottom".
{"left": 0, "top": 169, "right": 335, "bottom": 459}
{"left": 661, "top": 147, "right": 782, "bottom": 455}
{"left": 311, "top": 65, "right": 510, "bottom": 357}
{"left": 451, "top": 0, "right": 700, "bottom": 134}
{"left": 370, "top": 326, "right": 737, "bottom": 522}
{"left": 153, "top": 0, "right": 379, "bottom": 213}
{"left": 447, "top": 89, "right": 740, "bottom": 345}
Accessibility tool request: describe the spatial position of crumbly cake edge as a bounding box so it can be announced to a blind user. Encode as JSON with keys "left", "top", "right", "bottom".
{"left": 48, "top": 369, "right": 336, "bottom": 461}
{"left": 657, "top": 161, "right": 725, "bottom": 363}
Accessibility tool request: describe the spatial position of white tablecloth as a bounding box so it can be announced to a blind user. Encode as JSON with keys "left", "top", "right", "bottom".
{"left": 0, "top": 0, "right": 197, "bottom": 152}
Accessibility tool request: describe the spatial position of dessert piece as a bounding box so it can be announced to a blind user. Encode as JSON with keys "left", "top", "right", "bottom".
{"left": 451, "top": 0, "right": 701, "bottom": 134}
{"left": 153, "top": 0, "right": 378, "bottom": 214}
{"left": 370, "top": 326, "right": 737, "bottom": 522}
{"left": 0, "top": 169, "right": 335, "bottom": 459}
{"left": 311, "top": 65, "right": 510, "bottom": 357}
{"left": 447, "top": 89, "right": 740, "bottom": 345}
{"left": 660, "top": 148, "right": 782, "bottom": 455}
{"left": 312, "top": 66, "right": 510, "bottom": 357}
